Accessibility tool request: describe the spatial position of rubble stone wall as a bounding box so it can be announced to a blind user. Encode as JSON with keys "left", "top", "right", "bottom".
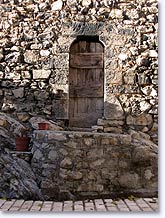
{"left": 0, "top": 0, "right": 158, "bottom": 142}
{"left": 31, "top": 130, "right": 158, "bottom": 200}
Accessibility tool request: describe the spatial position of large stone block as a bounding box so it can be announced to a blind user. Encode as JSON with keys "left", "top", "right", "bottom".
{"left": 104, "top": 95, "right": 124, "bottom": 120}
{"left": 51, "top": 0, "right": 63, "bottom": 11}
{"left": 12, "top": 87, "right": 24, "bottom": 98}
{"left": 33, "top": 69, "right": 51, "bottom": 79}
{"left": 118, "top": 173, "right": 140, "bottom": 189}
{"left": 126, "top": 114, "right": 153, "bottom": 126}
{"left": 24, "top": 50, "right": 40, "bottom": 64}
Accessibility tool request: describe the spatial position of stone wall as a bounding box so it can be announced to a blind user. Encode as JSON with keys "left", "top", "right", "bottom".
{"left": 0, "top": 0, "right": 158, "bottom": 142}
{"left": 0, "top": 145, "right": 42, "bottom": 200}
{"left": 31, "top": 130, "right": 158, "bottom": 200}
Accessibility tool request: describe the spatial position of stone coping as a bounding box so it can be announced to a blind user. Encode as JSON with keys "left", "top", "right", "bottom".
{"left": 33, "top": 130, "right": 128, "bottom": 136}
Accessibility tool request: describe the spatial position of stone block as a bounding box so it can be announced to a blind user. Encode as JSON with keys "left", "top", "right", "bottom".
{"left": 48, "top": 132, "right": 67, "bottom": 141}
{"left": 118, "top": 173, "right": 140, "bottom": 189}
{"left": 150, "top": 122, "right": 158, "bottom": 132}
{"left": 33, "top": 69, "right": 51, "bottom": 79}
{"left": 48, "top": 150, "right": 58, "bottom": 161}
{"left": 87, "top": 148, "right": 104, "bottom": 159}
{"left": 104, "top": 95, "right": 124, "bottom": 120}
{"left": 0, "top": 48, "right": 3, "bottom": 60}
{"left": 104, "top": 126, "right": 123, "bottom": 133}
{"left": 64, "top": 141, "right": 78, "bottom": 148}
{"left": 97, "top": 119, "right": 124, "bottom": 127}
{"left": 0, "top": 71, "right": 4, "bottom": 79}
{"left": 84, "top": 138, "right": 94, "bottom": 146}
{"left": 149, "top": 50, "right": 158, "bottom": 58}
{"left": 60, "top": 157, "right": 72, "bottom": 168}
{"left": 40, "top": 50, "right": 50, "bottom": 57}
{"left": 0, "top": 119, "right": 7, "bottom": 127}
{"left": 118, "top": 134, "right": 132, "bottom": 145}
{"left": 90, "top": 159, "right": 105, "bottom": 168}
{"left": 144, "top": 169, "right": 154, "bottom": 180}
{"left": 132, "top": 146, "right": 157, "bottom": 163}
{"left": 70, "top": 171, "right": 83, "bottom": 180}
{"left": 24, "top": 50, "right": 40, "bottom": 64}
{"left": 17, "top": 113, "right": 30, "bottom": 122}
{"left": 109, "top": 9, "right": 123, "bottom": 19}
{"left": 33, "top": 132, "right": 47, "bottom": 141}
{"left": 91, "top": 125, "right": 104, "bottom": 131}
{"left": 33, "top": 149, "right": 43, "bottom": 160}
{"left": 106, "top": 135, "right": 120, "bottom": 145}
{"left": 126, "top": 114, "right": 153, "bottom": 126}
{"left": 51, "top": 0, "right": 63, "bottom": 11}
{"left": 59, "top": 148, "right": 68, "bottom": 156}
{"left": 12, "top": 87, "right": 24, "bottom": 98}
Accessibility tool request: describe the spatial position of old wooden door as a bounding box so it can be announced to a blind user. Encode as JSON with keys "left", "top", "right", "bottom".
{"left": 69, "top": 36, "right": 104, "bottom": 128}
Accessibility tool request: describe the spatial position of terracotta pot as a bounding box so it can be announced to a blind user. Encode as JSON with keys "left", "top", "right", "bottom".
{"left": 15, "top": 137, "right": 30, "bottom": 152}
{"left": 38, "top": 122, "right": 49, "bottom": 130}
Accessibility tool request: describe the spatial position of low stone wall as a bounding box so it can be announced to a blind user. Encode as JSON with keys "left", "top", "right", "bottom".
{"left": 32, "top": 130, "right": 158, "bottom": 200}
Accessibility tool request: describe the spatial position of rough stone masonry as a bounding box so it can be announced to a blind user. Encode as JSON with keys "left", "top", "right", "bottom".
{"left": 31, "top": 130, "right": 158, "bottom": 200}
{"left": 0, "top": 0, "right": 158, "bottom": 200}
{"left": 0, "top": 0, "right": 158, "bottom": 142}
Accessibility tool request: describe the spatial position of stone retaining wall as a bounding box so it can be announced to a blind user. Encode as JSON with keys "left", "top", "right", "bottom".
{"left": 32, "top": 130, "right": 158, "bottom": 200}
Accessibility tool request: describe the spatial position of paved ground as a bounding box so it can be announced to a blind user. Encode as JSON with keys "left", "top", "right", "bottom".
{"left": 0, "top": 197, "right": 158, "bottom": 212}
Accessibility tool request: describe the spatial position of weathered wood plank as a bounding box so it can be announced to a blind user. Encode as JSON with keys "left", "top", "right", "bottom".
{"left": 69, "top": 84, "right": 103, "bottom": 97}
{"left": 69, "top": 97, "right": 103, "bottom": 127}
{"left": 70, "top": 53, "right": 103, "bottom": 68}
{"left": 69, "top": 68, "right": 77, "bottom": 86}
{"left": 79, "top": 41, "right": 87, "bottom": 52}
{"left": 89, "top": 42, "right": 96, "bottom": 52}
{"left": 70, "top": 41, "right": 79, "bottom": 53}
{"left": 95, "top": 43, "right": 104, "bottom": 52}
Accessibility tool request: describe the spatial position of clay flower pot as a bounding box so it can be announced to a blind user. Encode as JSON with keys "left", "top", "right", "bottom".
{"left": 15, "top": 137, "right": 30, "bottom": 152}
{"left": 38, "top": 122, "right": 49, "bottom": 130}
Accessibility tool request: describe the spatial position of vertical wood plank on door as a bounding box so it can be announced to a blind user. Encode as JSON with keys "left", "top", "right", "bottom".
{"left": 96, "top": 43, "right": 104, "bottom": 53}
{"left": 69, "top": 68, "right": 77, "bottom": 86}
{"left": 89, "top": 42, "right": 96, "bottom": 53}
{"left": 79, "top": 41, "right": 86, "bottom": 52}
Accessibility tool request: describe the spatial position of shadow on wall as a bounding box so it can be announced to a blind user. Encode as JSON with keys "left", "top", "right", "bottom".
{"left": 0, "top": 79, "right": 68, "bottom": 121}
{"left": 0, "top": 81, "right": 155, "bottom": 141}
{"left": 104, "top": 94, "right": 124, "bottom": 120}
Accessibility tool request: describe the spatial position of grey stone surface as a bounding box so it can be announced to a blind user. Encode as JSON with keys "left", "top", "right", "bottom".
{"left": 0, "top": 147, "right": 43, "bottom": 200}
